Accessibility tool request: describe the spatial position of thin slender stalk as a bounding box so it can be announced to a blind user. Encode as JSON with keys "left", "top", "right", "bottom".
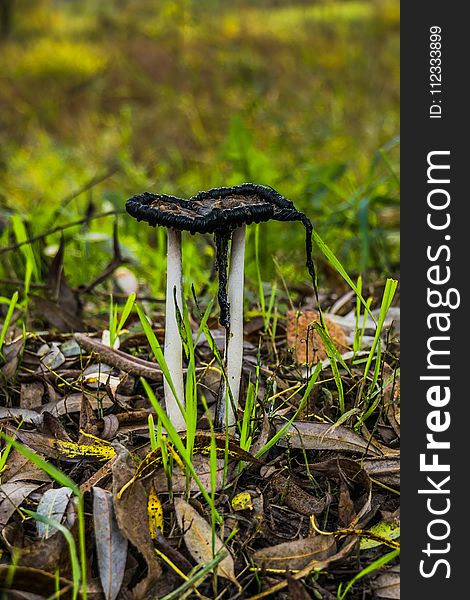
{"left": 222, "top": 225, "right": 246, "bottom": 429}
{"left": 164, "top": 228, "right": 186, "bottom": 431}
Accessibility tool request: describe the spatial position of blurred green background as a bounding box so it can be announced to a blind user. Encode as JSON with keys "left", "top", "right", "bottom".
{"left": 0, "top": 0, "right": 399, "bottom": 304}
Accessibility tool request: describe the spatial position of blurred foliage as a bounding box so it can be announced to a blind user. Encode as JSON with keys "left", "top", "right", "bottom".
{"left": 0, "top": 0, "right": 399, "bottom": 302}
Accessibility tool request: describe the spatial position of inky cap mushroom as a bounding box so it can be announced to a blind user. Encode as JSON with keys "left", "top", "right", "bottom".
{"left": 126, "top": 183, "right": 317, "bottom": 430}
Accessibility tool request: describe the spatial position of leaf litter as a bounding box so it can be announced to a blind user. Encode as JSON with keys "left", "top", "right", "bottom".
{"left": 0, "top": 259, "right": 400, "bottom": 599}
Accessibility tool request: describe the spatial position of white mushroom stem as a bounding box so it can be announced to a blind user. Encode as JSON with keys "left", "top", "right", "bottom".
{"left": 164, "top": 228, "right": 186, "bottom": 432}
{"left": 221, "top": 225, "right": 246, "bottom": 429}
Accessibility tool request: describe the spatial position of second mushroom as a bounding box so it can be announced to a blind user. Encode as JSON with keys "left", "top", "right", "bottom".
{"left": 126, "top": 183, "right": 316, "bottom": 432}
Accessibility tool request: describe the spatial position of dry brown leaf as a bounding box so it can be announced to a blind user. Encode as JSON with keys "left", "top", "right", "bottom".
{"left": 40, "top": 393, "right": 115, "bottom": 420}
{"left": 0, "top": 481, "right": 42, "bottom": 528}
{"left": 0, "top": 406, "right": 43, "bottom": 422}
{"left": 78, "top": 394, "right": 100, "bottom": 443}
{"left": 362, "top": 455, "right": 400, "bottom": 487}
{"left": 287, "top": 575, "right": 316, "bottom": 600}
{"left": 112, "top": 443, "right": 162, "bottom": 599}
{"left": 338, "top": 478, "right": 355, "bottom": 527}
{"left": 1, "top": 447, "right": 52, "bottom": 484}
{"left": 31, "top": 295, "right": 84, "bottom": 332}
{"left": 1, "top": 505, "right": 76, "bottom": 574}
{"left": 0, "top": 565, "right": 76, "bottom": 599}
{"left": 80, "top": 456, "right": 117, "bottom": 494}
{"left": 46, "top": 234, "right": 81, "bottom": 318}
{"left": 373, "top": 564, "right": 400, "bottom": 599}
{"left": 1, "top": 336, "right": 24, "bottom": 380}
{"left": 174, "top": 497, "right": 239, "bottom": 588}
{"left": 20, "top": 382, "right": 44, "bottom": 409}
{"left": 36, "top": 487, "right": 73, "bottom": 539}
{"left": 270, "top": 472, "right": 331, "bottom": 516}
{"left": 93, "top": 487, "right": 128, "bottom": 600}
{"left": 253, "top": 534, "right": 336, "bottom": 571}
{"left": 276, "top": 421, "right": 382, "bottom": 457}
{"left": 286, "top": 310, "right": 347, "bottom": 364}
{"left": 308, "top": 458, "right": 373, "bottom": 528}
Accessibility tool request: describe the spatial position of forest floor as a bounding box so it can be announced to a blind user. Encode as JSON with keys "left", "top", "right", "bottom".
{"left": 0, "top": 251, "right": 400, "bottom": 600}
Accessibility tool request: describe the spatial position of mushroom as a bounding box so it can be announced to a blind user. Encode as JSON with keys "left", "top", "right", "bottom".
{"left": 126, "top": 184, "right": 316, "bottom": 431}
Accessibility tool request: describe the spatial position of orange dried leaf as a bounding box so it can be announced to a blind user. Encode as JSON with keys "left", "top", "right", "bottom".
{"left": 286, "top": 310, "right": 347, "bottom": 364}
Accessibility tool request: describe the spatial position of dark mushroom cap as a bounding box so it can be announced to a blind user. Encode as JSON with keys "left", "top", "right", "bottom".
{"left": 126, "top": 183, "right": 317, "bottom": 328}
{"left": 126, "top": 183, "right": 307, "bottom": 234}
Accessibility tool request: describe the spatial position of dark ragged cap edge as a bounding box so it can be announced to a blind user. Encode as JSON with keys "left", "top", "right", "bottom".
{"left": 126, "top": 183, "right": 319, "bottom": 322}
{"left": 125, "top": 183, "right": 304, "bottom": 234}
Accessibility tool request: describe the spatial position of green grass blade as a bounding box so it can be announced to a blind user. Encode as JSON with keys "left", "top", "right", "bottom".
{"left": 311, "top": 228, "right": 374, "bottom": 320}
{"left": 0, "top": 291, "right": 19, "bottom": 357}
{"left": 337, "top": 548, "right": 399, "bottom": 600}
{"left": 362, "top": 278, "right": 398, "bottom": 382}
{"left": 136, "top": 304, "right": 185, "bottom": 418}
{"left": 0, "top": 432, "right": 87, "bottom": 600}
{"left": 117, "top": 292, "right": 136, "bottom": 335}
{"left": 141, "top": 378, "right": 221, "bottom": 521}
{"left": 255, "top": 363, "right": 322, "bottom": 458}
{"left": 159, "top": 550, "right": 228, "bottom": 600}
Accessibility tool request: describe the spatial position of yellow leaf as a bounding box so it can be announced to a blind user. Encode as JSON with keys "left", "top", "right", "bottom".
{"left": 148, "top": 484, "right": 164, "bottom": 538}
{"left": 54, "top": 439, "right": 115, "bottom": 461}
{"left": 231, "top": 491, "right": 253, "bottom": 511}
{"left": 360, "top": 521, "right": 400, "bottom": 550}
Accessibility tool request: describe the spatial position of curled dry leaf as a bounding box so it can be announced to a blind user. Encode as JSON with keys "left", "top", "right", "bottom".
{"left": 101, "top": 414, "right": 120, "bottom": 440}
{"left": 253, "top": 534, "right": 337, "bottom": 571}
{"left": 1, "top": 448, "right": 52, "bottom": 484}
{"left": 0, "top": 481, "right": 41, "bottom": 529}
{"left": 40, "top": 344, "right": 66, "bottom": 370}
{"left": 275, "top": 421, "right": 382, "bottom": 457}
{"left": 93, "top": 487, "right": 128, "bottom": 600}
{"left": 0, "top": 407, "right": 42, "bottom": 423}
{"left": 0, "top": 395, "right": 115, "bottom": 425}
{"left": 78, "top": 394, "right": 100, "bottom": 443}
{"left": 286, "top": 309, "right": 347, "bottom": 364}
{"left": 1, "top": 336, "right": 24, "bottom": 381}
{"left": 0, "top": 565, "right": 76, "bottom": 599}
{"left": 174, "top": 497, "right": 239, "bottom": 588}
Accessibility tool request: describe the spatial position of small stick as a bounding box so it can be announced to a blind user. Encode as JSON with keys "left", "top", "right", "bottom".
{"left": 75, "top": 333, "right": 163, "bottom": 381}
{"left": 74, "top": 333, "right": 209, "bottom": 379}
{"left": 0, "top": 210, "right": 123, "bottom": 256}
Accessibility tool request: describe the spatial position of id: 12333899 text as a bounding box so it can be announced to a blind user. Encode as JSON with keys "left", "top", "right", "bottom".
{"left": 429, "top": 25, "right": 443, "bottom": 119}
